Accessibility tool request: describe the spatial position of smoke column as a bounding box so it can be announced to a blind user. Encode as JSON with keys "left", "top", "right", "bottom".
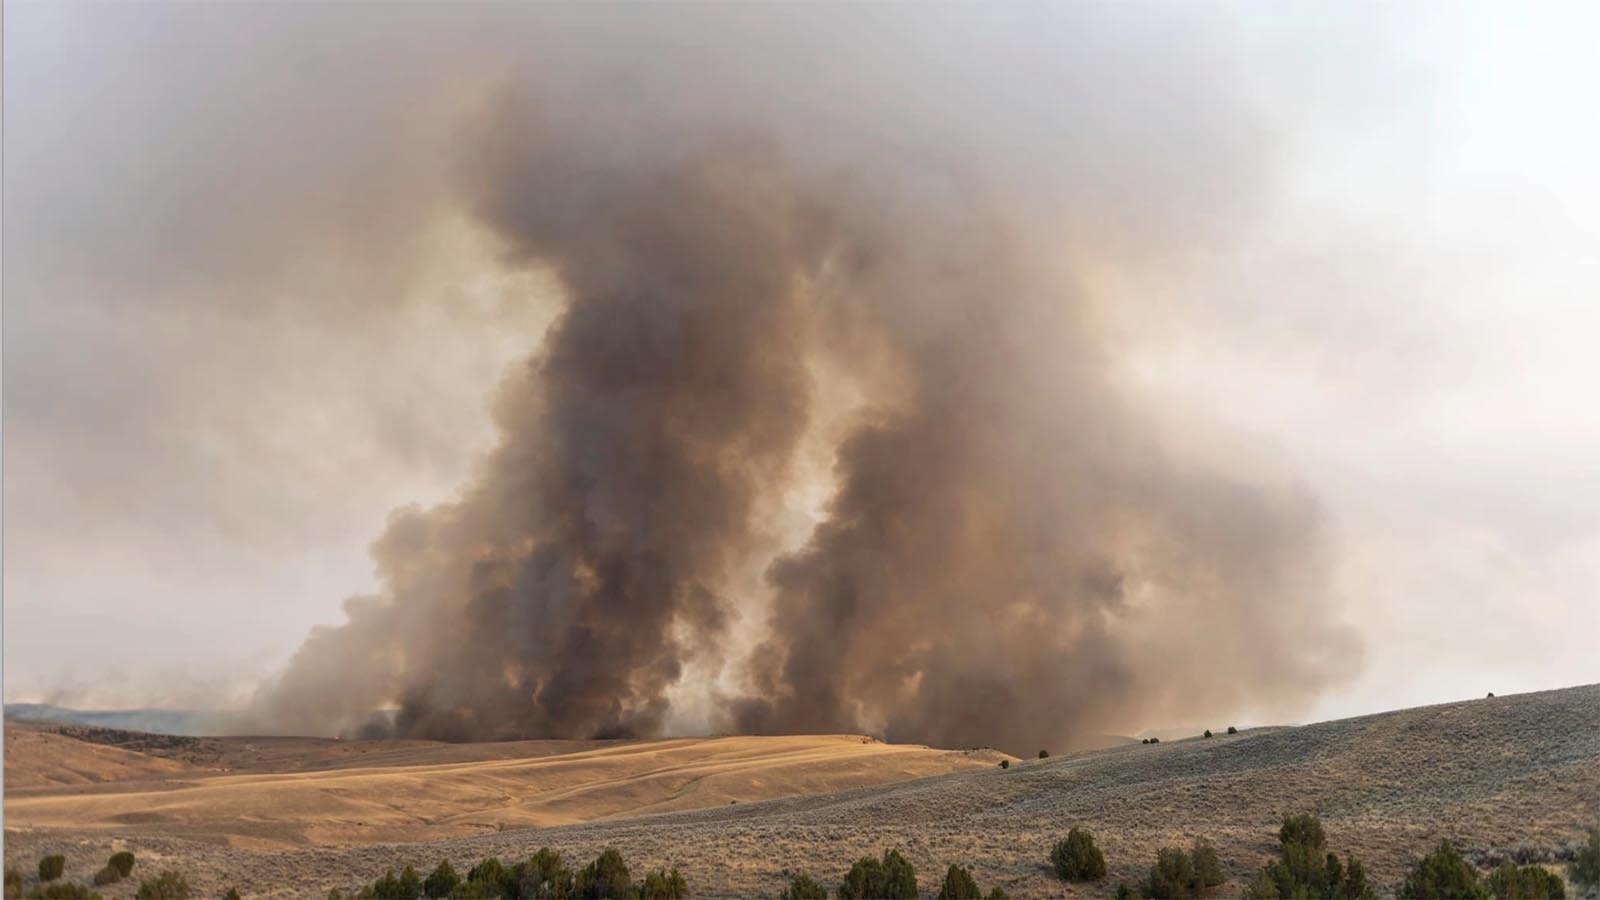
{"left": 252, "top": 7, "right": 1360, "bottom": 750}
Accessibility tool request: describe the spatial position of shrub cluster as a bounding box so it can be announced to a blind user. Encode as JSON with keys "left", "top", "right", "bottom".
{"left": 938, "top": 864, "right": 980, "bottom": 900}
{"left": 26, "top": 885, "right": 98, "bottom": 900}
{"left": 1051, "top": 828, "right": 1107, "bottom": 882}
{"left": 367, "top": 867, "right": 423, "bottom": 899}
{"left": 37, "top": 860, "right": 64, "bottom": 884}
{"left": 423, "top": 861, "right": 460, "bottom": 899}
{"left": 786, "top": 856, "right": 1007, "bottom": 900}
{"left": 520, "top": 849, "right": 572, "bottom": 900}
{"left": 10, "top": 858, "right": 126, "bottom": 900}
{"left": 90, "top": 851, "right": 137, "bottom": 889}
{"left": 1486, "top": 862, "right": 1565, "bottom": 899}
{"left": 934, "top": 864, "right": 1006, "bottom": 900}
{"left": 1141, "top": 738, "right": 1161, "bottom": 745}
{"left": 1141, "top": 839, "right": 1225, "bottom": 899}
{"left": 838, "top": 850, "right": 917, "bottom": 900}
{"left": 1244, "top": 814, "right": 1373, "bottom": 899}
{"left": 1397, "top": 841, "right": 1488, "bottom": 900}
{"left": 572, "top": 851, "right": 629, "bottom": 900}
{"left": 108, "top": 855, "right": 135, "bottom": 880}
{"left": 637, "top": 867, "right": 687, "bottom": 900}
{"left": 134, "top": 870, "right": 191, "bottom": 900}
{"left": 778, "top": 875, "right": 827, "bottom": 900}
{"left": 997, "top": 760, "right": 1009, "bottom": 769}
{"left": 13, "top": 815, "right": 1589, "bottom": 899}
{"left": 343, "top": 850, "right": 683, "bottom": 900}
{"left": 1572, "top": 825, "right": 1600, "bottom": 893}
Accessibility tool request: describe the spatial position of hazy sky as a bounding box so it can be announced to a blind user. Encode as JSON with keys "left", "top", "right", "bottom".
{"left": 4, "top": 2, "right": 1597, "bottom": 732}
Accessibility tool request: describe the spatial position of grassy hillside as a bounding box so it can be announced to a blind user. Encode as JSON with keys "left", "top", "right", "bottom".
{"left": 5, "top": 729, "right": 1007, "bottom": 848}
{"left": 4, "top": 728, "right": 192, "bottom": 790}
{"left": 5, "top": 684, "right": 1597, "bottom": 897}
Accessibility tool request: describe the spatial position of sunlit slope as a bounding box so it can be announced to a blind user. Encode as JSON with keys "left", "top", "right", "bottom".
{"left": 3, "top": 728, "right": 192, "bottom": 789}
{"left": 4, "top": 732, "right": 1008, "bottom": 847}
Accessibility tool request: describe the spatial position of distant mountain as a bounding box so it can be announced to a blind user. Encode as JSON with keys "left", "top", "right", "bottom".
{"left": 4, "top": 702, "right": 234, "bottom": 736}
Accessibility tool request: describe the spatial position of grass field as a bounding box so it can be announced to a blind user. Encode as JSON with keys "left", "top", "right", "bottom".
{"left": 4, "top": 729, "right": 1007, "bottom": 848}
{"left": 5, "top": 684, "right": 1598, "bottom": 897}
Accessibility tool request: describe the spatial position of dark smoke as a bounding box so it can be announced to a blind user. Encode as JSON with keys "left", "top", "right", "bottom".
{"left": 252, "top": 10, "right": 1361, "bottom": 751}
{"left": 256, "top": 111, "right": 828, "bottom": 740}
{"left": 727, "top": 184, "right": 1349, "bottom": 751}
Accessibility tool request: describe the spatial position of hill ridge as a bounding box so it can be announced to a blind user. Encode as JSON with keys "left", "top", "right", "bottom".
{"left": 6, "top": 683, "right": 1598, "bottom": 898}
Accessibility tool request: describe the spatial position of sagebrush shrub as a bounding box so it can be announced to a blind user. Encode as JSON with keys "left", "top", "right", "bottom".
{"left": 135, "top": 870, "right": 192, "bottom": 900}
{"left": 93, "top": 865, "right": 121, "bottom": 886}
{"left": 1052, "top": 828, "right": 1107, "bottom": 882}
{"left": 1227, "top": 726, "right": 1238, "bottom": 735}
{"left": 780, "top": 874, "right": 827, "bottom": 900}
{"left": 38, "top": 857, "right": 65, "bottom": 882}
{"left": 998, "top": 760, "right": 1009, "bottom": 769}
{"left": 223, "top": 890, "right": 241, "bottom": 900}
{"left": 1204, "top": 730, "right": 1213, "bottom": 738}
{"left": 1038, "top": 750, "right": 1049, "bottom": 759}
{"left": 1486, "top": 862, "right": 1565, "bottom": 899}
{"left": 1398, "top": 841, "right": 1489, "bottom": 900}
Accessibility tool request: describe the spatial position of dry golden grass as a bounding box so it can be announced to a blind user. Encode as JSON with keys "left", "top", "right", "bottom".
{"left": 5, "top": 683, "right": 1598, "bottom": 898}
{"left": 3, "top": 728, "right": 192, "bottom": 789}
{"left": 4, "top": 729, "right": 1006, "bottom": 848}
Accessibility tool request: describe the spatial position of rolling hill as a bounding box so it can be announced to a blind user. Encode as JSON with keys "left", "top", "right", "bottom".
{"left": 5, "top": 684, "right": 1598, "bottom": 897}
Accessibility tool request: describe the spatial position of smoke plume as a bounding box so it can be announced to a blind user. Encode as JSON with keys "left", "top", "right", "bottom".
{"left": 251, "top": 7, "right": 1360, "bottom": 751}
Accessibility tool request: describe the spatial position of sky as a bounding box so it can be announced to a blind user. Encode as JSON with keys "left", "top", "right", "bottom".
{"left": 3, "top": 2, "right": 1598, "bottom": 735}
